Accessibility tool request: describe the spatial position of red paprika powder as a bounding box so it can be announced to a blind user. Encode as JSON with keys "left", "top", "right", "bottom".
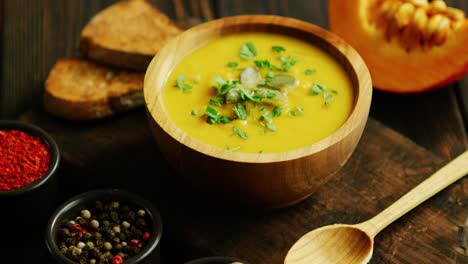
{"left": 0, "top": 129, "right": 51, "bottom": 191}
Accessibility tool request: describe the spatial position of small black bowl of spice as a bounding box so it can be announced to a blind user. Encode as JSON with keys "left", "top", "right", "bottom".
{"left": 185, "top": 256, "right": 249, "bottom": 264}
{"left": 46, "top": 188, "right": 162, "bottom": 264}
{"left": 0, "top": 120, "right": 60, "bottom": 233}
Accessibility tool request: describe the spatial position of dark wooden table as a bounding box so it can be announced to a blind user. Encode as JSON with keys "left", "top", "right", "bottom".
{"left": 0, "top": 1, "right": 467, "bottom": 263}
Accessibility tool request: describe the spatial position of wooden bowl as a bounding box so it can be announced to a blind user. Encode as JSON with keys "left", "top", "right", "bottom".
{"left": 144, "top": 15, "right": 372, "bottom": 210}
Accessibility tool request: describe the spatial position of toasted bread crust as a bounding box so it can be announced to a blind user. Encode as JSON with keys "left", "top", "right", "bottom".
{"left": 44, "top": 58, "right": 144, "bottom": 120}
{"left": 79, "top": 0, "right": 181, "bottom": 71}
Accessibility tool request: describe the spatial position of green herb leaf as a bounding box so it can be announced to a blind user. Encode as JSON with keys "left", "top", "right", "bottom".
{"left": 233, "top": 126, "right": 248, "bottom": 140}
{"left": 296, "top": 106, "right": 304, "bottom": 115}
{"left": 290, "top": 110, "right": 297, "bottom": 116}
{"left": 266, "top": 123, "right": 277, "bottom": 132}
{"left": 254, "top": 60, "right": 271, "bottom": 69}
{"left": 209, "top": 98, "right": 222, "bottom": 107}
{"left": 279, "top": 56, "right": 298, "bottom": 72}
{"left": 176, "top": 74, "right": 192, "bottom": 93}
{"left": 305, "top": 69, "right": 316, "bottom": 75}
{"left": 227, "top": 61, "right": 238, "bottom": 68}
{"left": 331, "top": 89, "right": 339, "bottom": 95}
{"left": 259, "top": 104, "right": 265, "bottom": 112}
{"left": 191, "top": 110, "right": 198, "bottom": 116}
{"left": 240, "top": 42, "right": 258, "bottom": 60}
{"left": 311, "top": 83, "right": 326, "bottom": 95}
{"left": 226, "top": 145, "right": 241, "bottom": 152}
{"left": 219, "top": 116, "right": 232, "bottom": 123}
{"left": 205, "top": 106, "right": 232, "bottom": 124}
{"left": 205, "top": 106, "right": 219, "bottom": 119}
{"left": 261, "top": 111, "right": 273, "bottom": 123}
{"left": 233, "top": 103, "right": 248, "bottom": 120}
{"left": 239, "top": 86, "right": 261, "bottom": 103}
{"left": 266, "top": 90, "right": 277, "bottom": 99}
{"left": 271, "top": 64, "right": 282, "bottom": 71}
{"left": 272, "top": 107, "right": 282, "bottom": 117}
{"left": 215, "top": 76, "right": 226, "bottom": 85}
{"left": 272, "top": 46, "right": 286, "bottom": 53}
{"left": 324, "top": 92, "right": 334, "bottom": 106}
{"left": 213, "top": 76, "right": 238, "bottom": 96}
{"left": 266, "top": 71, "right": 275, "bottom": 79}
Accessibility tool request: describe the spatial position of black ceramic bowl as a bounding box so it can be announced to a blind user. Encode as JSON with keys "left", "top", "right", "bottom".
{"left": 0, "top": 120, "right": 60, "bottom": 233}
{"left": 45, "top": 188, "right": 163, "bottom": 264}
{"left": 185, "top": 256, "right": 249, "bottom": 264}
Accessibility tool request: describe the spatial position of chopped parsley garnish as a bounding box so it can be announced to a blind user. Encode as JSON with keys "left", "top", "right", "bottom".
{"left": 233, "top": 103, "right": 247, "bottom": 120}
{"left": 233, "top": 126, "right": 248, "bottom": 140}
{"left": 239, "top": 86, "right": 262, "bottom": 103}
{"left": 227, "top": 61, "right": 238, "bottom": 68}
{"left": 279, "top": 56, "right": 298, "bottom": 72}
{"left": 254, "top": 60, "right": 271, "bottom": 69}
{"left": 296, "top": 106, "right": 304, "bottom": 115}
{"left": 266, "top": 123, "right": 277, "bottom": 132}
{"left": 209, "top": 98, "right": 222, "bottom": 107}
{"left": 290, "top": 110, "right": 297, "bottom": 116}
{"left": 310, "top": 83, "right": 326, "bottom": 95}
{"left": 270, "top": 64, "right": 282, "bottom": 71}
{"left": 305, "top": 69, "right": 316, "bottom": 75}
{"left": 240, "top": 42, "right": 258, "bottom": 60}
{"left": 310, "top": 83, "right": 337, "bottom": 106}
{"left": 226, "top": 145, "right": 241, "bottom": 152}
{"left": 259, "top": 104, "right": 265, "bottom": 112}
{"left": 205, "top": 106, "right": 232, "bottom": 124}
{"left": 260, "top": 111, "right": 273, "bottom": 123}
{"left": 215, "top": 76, "right": 226, "bottom": 85}
{"left": 266, "top": 90, "right": 277, "bottom": 99}
{"left": 191, "top": 110, "right": 198, "bottom": 116}
{"left": 205, "top": 105, "right": 219, "bottom": 119}
{"left": 176, "top": 74, "right": 192, "bottom": 93}
{"left": 266, "top": 71, "right": 275, "bottom": 79}
{"left": 324, "top": 92, "right": 334, "bottom": 106}
{"left": 272, "top": 106, "right": 282, "bottom": 117}
{"left": 212, "top": 76, "right": 238, "bottom": 96}
{"left": 272, "top": 46, "right": 286, "bottom": 53}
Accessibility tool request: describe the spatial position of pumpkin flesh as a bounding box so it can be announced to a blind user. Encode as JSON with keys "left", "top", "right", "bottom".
{"left": 329, "top": 0, "right": 468, "bottom": 93}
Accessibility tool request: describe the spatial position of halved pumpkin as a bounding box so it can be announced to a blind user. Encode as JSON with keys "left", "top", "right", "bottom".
{"left": 329, "top": 0, "right": 468, "bottom": 93}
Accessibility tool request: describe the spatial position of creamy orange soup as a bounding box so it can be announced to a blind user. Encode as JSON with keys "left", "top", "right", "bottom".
{"left": 163, "top": 32, "right": 354, "bottom": 153}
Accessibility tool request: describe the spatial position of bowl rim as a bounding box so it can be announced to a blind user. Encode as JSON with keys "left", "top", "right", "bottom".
{"left": 0, "top": 120, "right": 60, "bottom": 196}
{"left": 144, "top": 14, "right": 372, "bottom": 163}
{"left": 44, "top": 188, "right": 163, "bottom": 264}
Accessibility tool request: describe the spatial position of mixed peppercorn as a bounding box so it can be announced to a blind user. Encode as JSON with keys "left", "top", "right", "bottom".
{"left": 57, "top": 200, "right": 152, "bottom": 264}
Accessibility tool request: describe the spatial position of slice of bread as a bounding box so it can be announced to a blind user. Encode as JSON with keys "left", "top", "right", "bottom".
{"left": 79, "top": 0, "right": 182, "bottom": 71}
{"left": 44, "top": 58, "right": 145, "bottom": 121}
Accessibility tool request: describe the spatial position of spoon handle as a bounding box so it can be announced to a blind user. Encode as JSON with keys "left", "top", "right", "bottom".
{"left": 358, "top": 150, "right": 468, "bottom": 237}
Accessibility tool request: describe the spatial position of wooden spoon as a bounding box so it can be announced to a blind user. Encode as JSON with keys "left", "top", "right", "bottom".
{"left": 284, "top": 150, "right": 468, "bottom": 264}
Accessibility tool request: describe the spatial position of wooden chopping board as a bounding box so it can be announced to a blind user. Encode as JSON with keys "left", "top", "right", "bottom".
{"left": 20, "top": 108, "right": 468, "bottom": 264}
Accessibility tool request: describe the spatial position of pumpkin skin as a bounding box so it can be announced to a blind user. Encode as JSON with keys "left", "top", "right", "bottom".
{"left": 329, "top": 0, "right": 468, "bottom": 93}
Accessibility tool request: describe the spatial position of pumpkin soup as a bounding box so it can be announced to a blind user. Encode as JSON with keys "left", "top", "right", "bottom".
{"left": 162, "top": 32, "right": 354, "bottom": 153}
